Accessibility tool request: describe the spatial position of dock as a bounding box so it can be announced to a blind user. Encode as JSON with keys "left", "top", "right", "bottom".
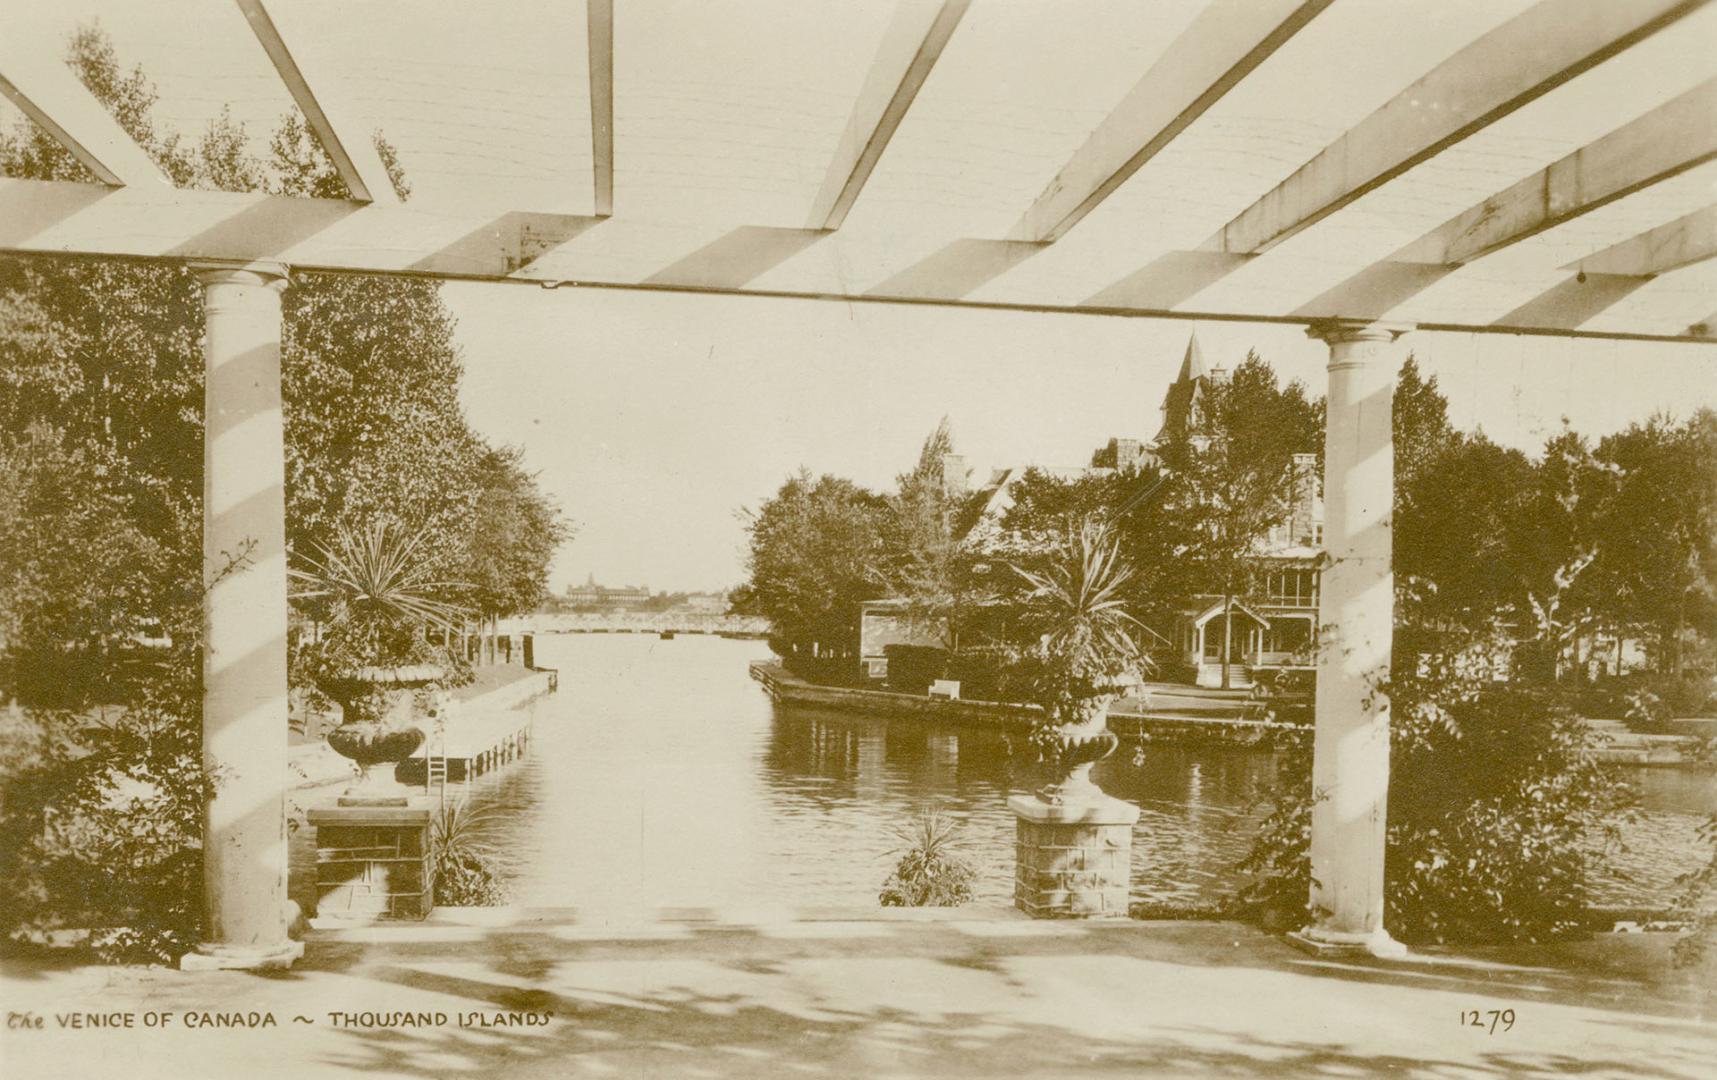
{"left": 398, "top": 668, "right": 557, "bottom": 786}
{"left": 749, "top": 661, "right": 1306, "bottom": 745}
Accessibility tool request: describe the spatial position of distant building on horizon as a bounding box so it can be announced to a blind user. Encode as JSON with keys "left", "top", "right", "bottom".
{"left": 683, "top": 591, "right": 730, "bottom": 614}
{"left": 564, "top": 573, "right": 652, "bottom": 609}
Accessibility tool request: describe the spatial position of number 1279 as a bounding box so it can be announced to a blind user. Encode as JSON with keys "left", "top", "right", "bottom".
{"left": 1461, "top": 1009, "right": 1515, "bottom": 1034}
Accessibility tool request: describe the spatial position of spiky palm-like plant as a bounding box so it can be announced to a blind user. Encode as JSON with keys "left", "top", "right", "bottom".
{"left": 1006, "top": 517, "right": 1154, "bottom": 804}
{"left": 291, "top": 519, "right": 469, "bottom": 676}
{"left": 430, "top": 800, "right": 510, "bottom": 906}
{"left": 879, "top": 808, "right": 977, "bottom": 907}
{"left": 1008, "top": 517, "right": 1151, "bottom": 725}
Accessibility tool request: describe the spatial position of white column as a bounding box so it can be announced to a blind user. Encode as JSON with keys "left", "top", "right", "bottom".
{"left": 1298, "top": 319, "right": 1410, "bottom": 958}
{"left": 182, "top": 262, "right": 303, "bottom": 971}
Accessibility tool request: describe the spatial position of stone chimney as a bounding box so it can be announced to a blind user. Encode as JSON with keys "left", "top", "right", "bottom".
{"left": 941, "top": 453, "right": 969, "bottom": 497}
{"left": 1290, "top": 452, "right": 1319, "bottom": 544}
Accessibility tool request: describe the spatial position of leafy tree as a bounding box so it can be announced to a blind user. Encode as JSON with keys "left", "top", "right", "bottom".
{"left": 1393, "top": 357, "right": 1457, "bottom": 506}
{"left": 458, "top": 446, "right": 571, "bottom": 619}
{"left": 877, "top": 418, "right": 987, "bottom": 650}
{"left": 1510, "top": 429, "right": 1617, "bottom": 679}
{"left": 1394, "top": 367, "right": 1715, "bottom": 681}
{"left": 1591, "top": 411, "right": 1717, "bottom": 674}
{"left": 734, "top": 471, "right": 890, "bottom": 665}
{"left": 0, "top": 427, "right": 167, "bottom": 704}
{"left": 0, "top": 25, "right": 563, "bottom": 960}
{"left": 1394, "top": 429, "right": 1535, "bottom": 638}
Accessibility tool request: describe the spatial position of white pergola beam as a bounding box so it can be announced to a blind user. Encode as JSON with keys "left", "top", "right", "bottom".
{"left": 1008, "top": 0, "right": 1331, "bottom": 243}
{"left": 3, "top": 176, "right": 1715, "bottom": 342}
{"left": 1208, "top": 0, "right": 1713, "bottom": 256}
{"left": 1296, "top": 79, "right": 1717, "bottom": 320}
{"left": 236, "top": 0, "right": 400, "bottom": 204}
{"left": 1494, "top": 271, "right": 1651, "bottom": 330}
{"left": 0, "top": 37, "right": 172, "bottom": 189}
{"left": 589, "top": 0, "right": 614, "bottom": 216}
{"left": 1571, "top": 202, "right": 1717, "bottom": 277}
{"left": 0, "top": 177, "right": 593, "bottom": 276}
{"left": 1406, "top": 77, "right": 1717, "bottom": 266}
{"left": 806, "top": 0, "right": 969, "bottom": 232}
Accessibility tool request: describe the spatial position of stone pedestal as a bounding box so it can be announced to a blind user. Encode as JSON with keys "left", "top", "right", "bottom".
{"left": 307, "top": 800, "right": 435, "bottom": 920}
{"left": 1009, "top": 794, "right": 1139, "bottom": 918}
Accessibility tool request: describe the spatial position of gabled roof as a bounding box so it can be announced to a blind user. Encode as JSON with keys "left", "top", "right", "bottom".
{"left": 1190, "top": 598, "right": 1271, "bottom": 628}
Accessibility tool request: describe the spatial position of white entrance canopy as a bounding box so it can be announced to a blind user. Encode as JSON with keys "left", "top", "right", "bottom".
{"left": 4, "top": 0, "right": 1713, "bottom": 967}
{"left": 2, "top": 0, "right": 1715, "bottom": 342}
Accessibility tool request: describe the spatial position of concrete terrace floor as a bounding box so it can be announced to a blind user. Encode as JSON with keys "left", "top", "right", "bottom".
{"left": 3, "top": 912, "right": 1714, "bottom": 1080}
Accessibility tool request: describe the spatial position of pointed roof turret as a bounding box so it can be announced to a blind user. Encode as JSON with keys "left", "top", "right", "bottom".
{"left": 1176, "top": 331, "right": 1209, "bottom": 384}
{"left": 1154, "top": 331, "right": 1211, "bottom": 444}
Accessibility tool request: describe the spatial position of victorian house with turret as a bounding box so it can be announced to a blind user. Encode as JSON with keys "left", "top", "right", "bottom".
{"left": 1155, "top": 334, "right": 1323, "bottom": 688}
{"left": 858, "top": 333, "right": 1324, "bottom": 690}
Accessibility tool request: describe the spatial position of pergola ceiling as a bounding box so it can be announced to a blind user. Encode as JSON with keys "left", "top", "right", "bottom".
{"left": 2, "top": 0, "right": 1716, "bottom": 342}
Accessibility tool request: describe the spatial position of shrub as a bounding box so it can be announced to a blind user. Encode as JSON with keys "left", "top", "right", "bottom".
{"left": 0, "top": 666, "right": 210, "bottom": 964}
{"left": 430, "top": 801, "right": 509, "bottom": 907}
{"left": 1622, "top": 674, "right": 1717, "bottom": 725}
{"left": 880, "top": 809, "right": 977, "bottom": 907}
{"left": 1672, "top": 813, "right": 1717, "bottom": 967}
{"left": 1234, "top": 723, "right": 1314, "bottom": 927}
{"left": 883, "top": 644, "right": 948, "bottom": 693}
{"left": 943, "top": 648, "right": 1004, "bottom": 701}
{"left": 1238, "top": 626, "right": 1637, "bottom": 946}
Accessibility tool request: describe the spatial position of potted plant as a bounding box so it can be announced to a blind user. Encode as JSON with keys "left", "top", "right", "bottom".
{"left": 291, "top": 520, "right": 470, "bottom": 804}
{"left": 1005, "top": 517, "right": 1152, "bottom": 806}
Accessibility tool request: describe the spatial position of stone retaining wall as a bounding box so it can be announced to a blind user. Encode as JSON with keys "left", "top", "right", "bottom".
{"left": 750, "top": 661, "right": 1299, "bottom": 746}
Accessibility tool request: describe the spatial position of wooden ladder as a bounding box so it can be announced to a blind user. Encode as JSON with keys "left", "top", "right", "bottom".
{"left": 424, "top": 729, "right": 450, "bottom": 795}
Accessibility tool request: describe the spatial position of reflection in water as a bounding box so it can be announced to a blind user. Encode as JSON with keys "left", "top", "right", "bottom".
{"left": 292, "top": 634, "right": 1714, "bottom": 916}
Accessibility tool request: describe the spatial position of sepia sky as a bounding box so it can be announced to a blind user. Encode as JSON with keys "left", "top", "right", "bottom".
{"left": 7, "top": 1, "right": 1717, "bottom": 591}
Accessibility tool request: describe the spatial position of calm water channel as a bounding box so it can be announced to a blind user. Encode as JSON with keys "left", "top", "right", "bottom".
{"left": 293, "top": 634, "right": 1715, "bottom": 916}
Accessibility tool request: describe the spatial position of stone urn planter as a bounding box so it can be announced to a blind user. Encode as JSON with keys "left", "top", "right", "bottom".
{"left": 321, "top": 664, "right": 441, "bottom": 806}
{"left": 1034, "top": 695, "right": 1121, "bottom": 807}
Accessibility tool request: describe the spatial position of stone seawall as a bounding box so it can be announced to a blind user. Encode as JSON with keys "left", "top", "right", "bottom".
{"left": 749, "top": 661, "right": 1299, "bottom": 746}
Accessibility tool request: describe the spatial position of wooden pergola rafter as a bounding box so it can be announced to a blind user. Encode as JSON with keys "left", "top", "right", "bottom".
{"left": 0, "top": 0, "right": 1710, "bottom": 340}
